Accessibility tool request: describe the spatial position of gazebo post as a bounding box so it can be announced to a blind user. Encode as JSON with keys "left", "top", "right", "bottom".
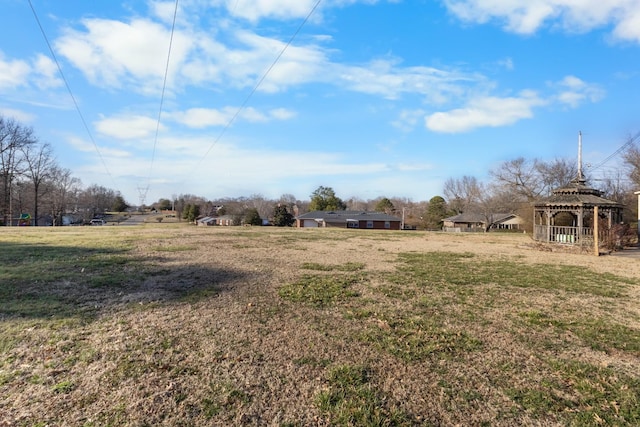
{"left": 594, "top": 205, "right": 599, "bottom": 256}
{"left": 546, "top": 209, "right": 551, "bottom": 242}
{"left": 578, "top": 207, "right": 584, "bottom": 244}
{"left": 635, "top": 191, "right": 640, "bottom": 241}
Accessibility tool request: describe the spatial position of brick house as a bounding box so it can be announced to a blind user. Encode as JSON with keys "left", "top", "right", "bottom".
{"left": 296, "top": 210, "right": 401, "bottom": 230}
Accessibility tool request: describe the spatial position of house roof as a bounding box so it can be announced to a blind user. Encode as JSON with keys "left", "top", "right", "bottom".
{"left": 297, "top": 210, "right": 401, "bottom": 222}
{"left": 443, "top": 212, "right": 518, "bottom": 224}
{"left": 197, "top": 216, "right": 216, "bottom": 223}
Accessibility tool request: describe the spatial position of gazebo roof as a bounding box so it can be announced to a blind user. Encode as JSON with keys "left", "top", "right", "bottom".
{"left": 534, "top": 177, "right": 622, "bottom": 208}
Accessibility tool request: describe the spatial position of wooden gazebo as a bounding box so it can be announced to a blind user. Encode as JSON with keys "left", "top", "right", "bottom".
{"left": 533, "top": 175, "right": 623, "bottom": 245}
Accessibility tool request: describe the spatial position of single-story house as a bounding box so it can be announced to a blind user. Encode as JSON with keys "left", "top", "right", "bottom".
{"left": 296, "top": 210, "right": 402, "bottom": 230}
{"left": 196, "top": 215, "right": 236, "bottom": 226}
{"left": 442, "top": 213, "right": 524, "bottom": 232}
{"left": 216, "top": 215, "right": 235, "bottom": 226}
{"left": 196, "top": 216, "right": 217, "bottom": 226}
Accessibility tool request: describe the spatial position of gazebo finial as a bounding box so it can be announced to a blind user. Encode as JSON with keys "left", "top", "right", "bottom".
{"left": 577, "top": 131, "right": 584, "bottom": 181}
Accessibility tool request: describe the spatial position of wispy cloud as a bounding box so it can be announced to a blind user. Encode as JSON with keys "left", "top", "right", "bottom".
{"left": 0, "top": 107, "right": 36, "bottom": 123}
{"left": 552, "top": 75, "right": 605, "bottom": 108}
{"left": 55, "top": 18, "right": 193, "bottom": 94}
{"left": 95, "top": 115, "right": 167, "bottom": 140}
{"left": 0, "top": 51, "right": 62, "bottom": 91}
{"left": 443, "top": 0, "right": 640, "bottom": 43}
{"left": 0, "top": 53, "right": 31, "bottom": 89}
{"left": 225, "top": 0, "right": 324, "bottom": 22}
{"left": 425, "top": 91, "right": 546, "bottom": 133}
{"left": 424, "top": 74, "right": 604, "bottom": 133}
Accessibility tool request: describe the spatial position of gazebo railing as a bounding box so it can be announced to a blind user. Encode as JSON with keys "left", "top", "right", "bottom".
{"left": 533, "top": 225, "right": 597, "bottom": 244}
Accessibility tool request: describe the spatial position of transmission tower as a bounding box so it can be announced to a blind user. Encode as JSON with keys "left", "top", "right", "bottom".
{"left": 137, "top": 185, "right": 149, "bottom": 208}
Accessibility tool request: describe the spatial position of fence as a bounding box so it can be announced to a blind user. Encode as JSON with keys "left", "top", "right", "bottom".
{"left": 533, "top": 225, "right": 600, "bottom": 244}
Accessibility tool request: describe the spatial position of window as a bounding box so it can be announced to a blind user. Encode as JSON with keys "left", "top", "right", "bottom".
{"left": 384, "top": 221, "right": 390, "bottom": 229}
{"left": 366, "top": 220, "right": 373, "bottom": 229}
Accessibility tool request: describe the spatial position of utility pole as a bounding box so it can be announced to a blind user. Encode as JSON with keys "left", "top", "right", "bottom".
{"left": 401, "top": 207, "right": 406, "bottom": 230}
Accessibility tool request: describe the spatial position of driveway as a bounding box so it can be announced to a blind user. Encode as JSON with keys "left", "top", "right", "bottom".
{"left": 117, "top": 214, "right": 150, "bottom": 225}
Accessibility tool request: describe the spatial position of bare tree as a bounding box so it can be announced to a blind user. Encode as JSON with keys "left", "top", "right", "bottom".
{"left": 489, "top": 157, "right": 543, "bottom": 202}
{"left": 535, "top": 158, "right": 577, "bottom": 195}
{"left": 374, "top": 197, "right": 395, "bottom": 214}
{"left": 345, "top": 196, "right": 368, "bottom": 211}
{"left": 22, "top": 142, "right": 56, "bottom": 225}
{"left": 596, "top": 171, "right": 636, "bottom": 223}
{"left": 247, "top": 193, "right": 272, "bottom": 220}
{"left": 623, "top": 144, "right": 640, "bottom": 188}
{"left": 442, "top": 176, "right": 483, "bottom": 214}
{"left": 0, "top": 117, "right": 36, "bottom": 225}
{"left": 78, "top": 184, "right": 117, "bottom": 220}
{"left": 45, "top": 167, "right": 82, "bottom": 225}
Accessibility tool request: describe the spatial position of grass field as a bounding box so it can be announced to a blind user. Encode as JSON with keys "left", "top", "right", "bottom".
{"left": 1, "top": 225, "right": 639, "bottom": 426}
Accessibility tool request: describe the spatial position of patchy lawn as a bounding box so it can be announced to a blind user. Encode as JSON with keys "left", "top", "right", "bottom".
{"left": 1, "top": 226, "right": 639, "bottom": 426}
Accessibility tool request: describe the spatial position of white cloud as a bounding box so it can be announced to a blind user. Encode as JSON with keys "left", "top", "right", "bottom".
{"left": 73, "top": 133, "right": 399, "bottom": 201}
{"left": 225, "top": 0, "right": 322, "bottom": 22}
{"left": 67, "top": 135, "right": 132, "bottom": 157}
{"left": 0, "top": 51, "right": 62, "bottom": 97}
{"left": 269, "top": 108, "right": 297, "bottom": 120}
{"left": 226, "top": 29, "right": 328, "bottom": 93}
{"left": 337, "top": 59, "right": 479, "bottom": 102}
{"left": 167, "top": 106, "right": 295, "bottom": 128}
{"left": 553, "top": 75, "right": 605, "bottom": 108}
{"left": 0, "top": 107, "right": 36, "bottom": 123}
{"left": 425, "top": 91, "right": 546, "bottom": 133}
{"left": 396, "top": 162, "right": 434, "bottom": 172}
{"left": 391, "top": 109, "right": 425, "bottom": 132}
{"left": 149, "top": 0, "right": 181, "bottom": 24}
{"left": 55, "top": 18, "right": 192, "bottom": 94}
{"left": 48, "top": 2, "right": 498, "bottom": 113}
{"left": 424, "top": 74, "right": 603, "bottom": 133}
{"left": 497, "top": 57, "right": 514, "bottom": 71}
{"left": 95, "top": 115, "right": 166, "bottom": 139}
{"left": 0, "top": 53, "right": 32, "bottom": 90}
{"left": 32, "top": 54, "right": 62, "bottom": 89}
{"left": 170, "top": 108, "right": 233, "bottom": 128}
{"left": 51, "top": 8, "right": 482, "bottom": 104}
{"left": 442, "top": 0, "right": 640, "bottom": 42}
{"left": 611, "top": 7, "right": 640, "bottom": 42}
{"left": 54, "top": 14, "right": 330, "bottom": 95}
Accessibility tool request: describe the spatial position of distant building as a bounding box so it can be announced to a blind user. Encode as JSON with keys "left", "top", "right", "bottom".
{"left": 442, "top": 213, "right": 524, "bottom": 232}
{"left": 296, "top": 210, "right": 401, "bottom": 230}
{"left": 196, "top": 215, "right": 236, "bottom": 226}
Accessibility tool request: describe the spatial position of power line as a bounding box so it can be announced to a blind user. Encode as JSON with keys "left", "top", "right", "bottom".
{"left": 146, "top": 0, "right": 180, "bottom": 202}
{"left": 194, "top": 0, "right": 323, "bottom": 169}
{"left": 589, "top": 131, "right": 640, "bottom": 172}
{"left": 27, "top": 0, "right": 117, "bottom": 188}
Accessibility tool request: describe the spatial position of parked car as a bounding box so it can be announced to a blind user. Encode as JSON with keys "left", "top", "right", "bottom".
{"left": 90, "top": 218, "right": 106, "bottom": 226}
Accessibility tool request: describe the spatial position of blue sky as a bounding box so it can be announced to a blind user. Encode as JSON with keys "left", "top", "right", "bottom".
{"left": 1, "top": 0, "right": 639, "bottom": 205}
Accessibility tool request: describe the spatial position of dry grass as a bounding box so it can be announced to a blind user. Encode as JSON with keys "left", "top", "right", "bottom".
{"left": 1, "top": 225, "right": 639, "bottom": 426}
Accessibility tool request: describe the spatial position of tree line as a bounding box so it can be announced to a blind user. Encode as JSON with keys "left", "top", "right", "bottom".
{"left": 0, "top": 115, "right": 128, "bottom": 226}
{"left": 160, "top": 149, "right": 639, "bottom": 230}
{"left": 5, "top": 113, "right": 638, "bottom": 228}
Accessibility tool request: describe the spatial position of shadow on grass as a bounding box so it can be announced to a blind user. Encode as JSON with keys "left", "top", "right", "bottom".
{"left": 0, "top": 242, "right": 248, "bottom": 321}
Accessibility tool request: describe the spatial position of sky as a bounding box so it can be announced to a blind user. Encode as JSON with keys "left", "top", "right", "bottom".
{"left": 1, "top": 0, "right": 639, "bottom": 205}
